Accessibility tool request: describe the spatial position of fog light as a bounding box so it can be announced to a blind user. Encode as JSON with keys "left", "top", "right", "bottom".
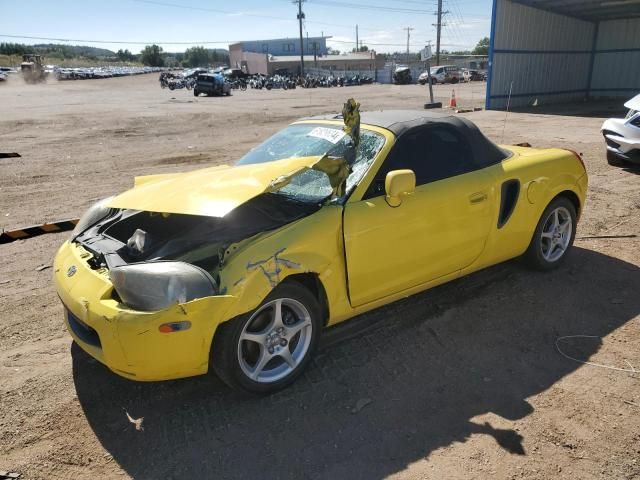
{"left": 159, "top": 321, "right": 191, "bottom": 333}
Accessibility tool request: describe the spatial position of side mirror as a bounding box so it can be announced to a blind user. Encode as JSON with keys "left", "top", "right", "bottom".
{"left": 385, "top": 169, "right": 416, "bottom": 207}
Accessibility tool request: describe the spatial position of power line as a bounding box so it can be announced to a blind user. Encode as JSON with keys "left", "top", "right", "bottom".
{"left": 0, "top": 33, "right": 471, "bottom": 50}
{"left": 128, "top": 0, "right": 391, "bottom": 33}
{"left": 306, "top": 0, "right": 433, "bottom": 14}
{"left": 129, "top": 0, "right": 287, "bottom": 21}
{"left": 0, "top": 33, "right": 232, "bottom": 45}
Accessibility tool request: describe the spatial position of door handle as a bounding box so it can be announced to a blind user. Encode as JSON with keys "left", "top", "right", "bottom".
{"left": 469, "top": 192, "right": 487, "bottom": 204}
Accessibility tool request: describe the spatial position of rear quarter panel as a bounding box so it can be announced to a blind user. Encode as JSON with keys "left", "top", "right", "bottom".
{"left": 465, "top": 146, "right": 587, "bottom": 272}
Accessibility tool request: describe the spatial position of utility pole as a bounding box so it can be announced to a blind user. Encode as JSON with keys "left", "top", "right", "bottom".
{"left": 434, "top": 0, "right": 448, "bottom": 66}
{"left": 356, "top": 24, "right": 359, "bottom": 52}
{"left": 404, "top": 27, "right": 414, "bottom": 64}
{"left": 295, "top": 0, "right": 305, "bottom": 76}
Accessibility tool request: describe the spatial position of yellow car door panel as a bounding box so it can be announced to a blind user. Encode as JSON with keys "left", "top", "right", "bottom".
{"left": 344, "top": 169, "right": 495, "bottom": 307}
{"left": 344, "top": 124, "right": 497, "bottom": 308}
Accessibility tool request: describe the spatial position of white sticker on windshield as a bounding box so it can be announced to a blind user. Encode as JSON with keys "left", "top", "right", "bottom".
{"left": 307, "top": 127, "right": 346, "bottom": 144}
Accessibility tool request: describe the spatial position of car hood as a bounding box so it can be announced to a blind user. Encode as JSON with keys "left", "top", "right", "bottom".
{"left": 624, "top": 93, "right": 640, "bottom": 111}
{"left": 107, "top": 155, "right": 334, "bottom": 217}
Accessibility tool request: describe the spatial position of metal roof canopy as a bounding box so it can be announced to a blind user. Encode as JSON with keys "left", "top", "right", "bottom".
{"left": 511, "top": 0, "right": 640, "bottom": 21}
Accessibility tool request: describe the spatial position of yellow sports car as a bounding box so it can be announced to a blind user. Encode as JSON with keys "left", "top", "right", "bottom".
{"left": 54, "top": 101, "right": 588, "bottom": 393}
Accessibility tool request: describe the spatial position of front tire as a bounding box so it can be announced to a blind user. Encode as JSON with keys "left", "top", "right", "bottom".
{"left": 523, "top": 197, "right": 577, "bottom": 270}
{"left": 211, "top": 282, "right": 322, "bottom": 393}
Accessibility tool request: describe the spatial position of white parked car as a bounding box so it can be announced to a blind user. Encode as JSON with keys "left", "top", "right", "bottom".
{"left": 418, "top": 65, "right": 462, "bottom": 85}
{"left": 601, "top": 94, "right": 640, "bottom": 167}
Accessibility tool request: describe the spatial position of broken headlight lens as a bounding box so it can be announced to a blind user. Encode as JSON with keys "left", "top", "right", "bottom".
{"left": 109, "top": 261, "right": 217, "bottom": 312}
{"left": 72, "top": 196, "right": 114, "bottom": 238}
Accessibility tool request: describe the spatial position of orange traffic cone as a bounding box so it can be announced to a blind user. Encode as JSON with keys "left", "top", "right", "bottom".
{"left": 449, "top": 89, "right": 457, "bottom": 108}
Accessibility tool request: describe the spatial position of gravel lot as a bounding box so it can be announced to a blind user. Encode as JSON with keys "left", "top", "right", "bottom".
{"left": 1, "top": 75, "right": 639, "bottom": 480}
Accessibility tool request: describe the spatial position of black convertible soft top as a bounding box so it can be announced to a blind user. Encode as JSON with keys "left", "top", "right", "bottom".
{"left": 305, "top": 110, "right": 510, "bottom": 167}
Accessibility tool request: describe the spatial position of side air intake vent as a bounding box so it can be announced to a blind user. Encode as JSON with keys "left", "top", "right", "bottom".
{"left": 498, "top": 179, "right": 520, "bottom": 229}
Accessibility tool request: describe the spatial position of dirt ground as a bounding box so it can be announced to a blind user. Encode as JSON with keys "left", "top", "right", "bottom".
{"left": 0, "top": 75, "right": 639, "bottom": 480}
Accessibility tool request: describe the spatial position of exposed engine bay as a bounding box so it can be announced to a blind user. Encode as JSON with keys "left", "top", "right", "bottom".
{"left": 74, "top": 192, "right": 321, "bottom": 281}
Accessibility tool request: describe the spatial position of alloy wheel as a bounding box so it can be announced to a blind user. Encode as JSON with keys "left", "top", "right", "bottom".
{"left": 237, "top": 298, "right": 313, "bottom": 383}
{"left": 540, "top": 206, "right": 572, "bottom": 262}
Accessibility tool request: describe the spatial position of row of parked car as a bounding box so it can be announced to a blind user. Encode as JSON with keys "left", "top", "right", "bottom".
{"left": 0, "top": 66, "right": 18, "bottom": 81}
{"left": 0, "top": 64, "right": 167, "bottom": 82}
{"left": 54, "top": 65, "right": 165, "bottom": 80}
{"left": 393, "top": 65, "right": 487, "bottom": 85}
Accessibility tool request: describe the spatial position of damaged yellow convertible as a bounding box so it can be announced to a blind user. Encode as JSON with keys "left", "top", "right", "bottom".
{"left": 54, "top": 100, "right": 588, "bottom": 393}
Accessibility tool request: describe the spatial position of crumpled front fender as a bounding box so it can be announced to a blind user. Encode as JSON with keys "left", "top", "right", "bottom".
{"left": 217, "top": 205, "right": 346, "bottom": 323}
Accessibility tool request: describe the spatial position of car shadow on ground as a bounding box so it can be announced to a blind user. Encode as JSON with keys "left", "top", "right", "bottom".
{"left": 621, "top": 164, "right": 640, "bottom": 175}
{"left": 72, "top": 247, "right": 639, "bottom": 480}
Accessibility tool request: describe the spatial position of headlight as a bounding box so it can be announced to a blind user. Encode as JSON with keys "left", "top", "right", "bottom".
{"left": 72, "top": 196, "right": 114, "bottom": 238}
{"left": 109, "top": 261, "right": 217, "bottom": 312}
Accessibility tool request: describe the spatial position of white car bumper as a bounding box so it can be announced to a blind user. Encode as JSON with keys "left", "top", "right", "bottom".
{"left": 601, "top": 116, "right": 640, "bottom": 162}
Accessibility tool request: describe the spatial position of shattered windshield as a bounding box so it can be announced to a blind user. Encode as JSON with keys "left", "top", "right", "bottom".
{"left": 236, "top": 123, "right": 386, "bottom": 203}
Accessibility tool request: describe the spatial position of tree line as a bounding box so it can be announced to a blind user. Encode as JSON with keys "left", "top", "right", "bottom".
{"left": 0, "top": 42, "right": 229, "bottom": 67}
{"left": 141, "top": 45, "right": 229, "bottom": 68}
{"left": 328, "top": 37, "right": 489, "bottom": 61}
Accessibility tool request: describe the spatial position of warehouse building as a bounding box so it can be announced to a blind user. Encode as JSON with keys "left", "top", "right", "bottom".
{"left": 229, "top": 36, "right": 382, "bottom": 75}
{"left": 229, "top": 36, "right": 328, "bottom": 70}
{"left": 268, "top": 51, "right": 383, "bottom": 75}
{"left": 486, "top": 0, "right": 640, "bottom": 109}
{"left": 231, "top": 51, "right": 382, "bottom": 76}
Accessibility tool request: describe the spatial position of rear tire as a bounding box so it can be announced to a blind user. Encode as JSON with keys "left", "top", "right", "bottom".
{"left": 606, "top": 150, "right": 626, "bottom": 167}
{"left": 193, "top": 89, "right": 199, "bottom": 97}
{"left": 523, "top": 197, "right": 577, "bottom": 271}
{"left": 211, "top": 282, "right": 322, "bottom": 394}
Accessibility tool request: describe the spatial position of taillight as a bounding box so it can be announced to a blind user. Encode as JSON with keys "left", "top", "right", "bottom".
{"left": 568, "top": 149, "right": 586, "bottom": 172}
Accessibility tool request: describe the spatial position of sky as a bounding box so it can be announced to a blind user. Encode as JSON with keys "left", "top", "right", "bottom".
{"left": 0, "top": 0, "right": 492, "bottom": 54}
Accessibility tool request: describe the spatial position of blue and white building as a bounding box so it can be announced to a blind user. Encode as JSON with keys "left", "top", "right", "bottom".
{"left": 230, "top": 36, "right": 328, "bottom": 59}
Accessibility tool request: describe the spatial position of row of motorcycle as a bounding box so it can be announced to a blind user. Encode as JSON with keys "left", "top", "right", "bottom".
{"left": 159, "top": 72, "right": 196, "bottom": 90}
{"left": 159, "top": 71, "right": 376, "bottom": 93}
{"left": 244, "top": 73, "right": 375, "bottom": 90}
{"left": 302, "top": 74, "right": 374, "bottom": 88}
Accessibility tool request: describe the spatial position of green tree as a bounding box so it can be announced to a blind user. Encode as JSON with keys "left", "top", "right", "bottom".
{"left": 116, "top": 48, "right": 135, "bottom": 62}
{"left": 472, "top": 37, "right": 490, "bottom": 56}
{"left": 0, "top": 42, "right": 28, "bottom": 55}
{"left": 140, "top": 44, "right": 164, "bottom": 67}
{"left": 182, "top": 46, "right": 209, "bottom": 67}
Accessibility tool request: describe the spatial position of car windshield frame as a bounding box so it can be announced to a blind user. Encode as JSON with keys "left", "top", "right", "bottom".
{"left": 236, "top": 122, "right": 387, "bottom": 204}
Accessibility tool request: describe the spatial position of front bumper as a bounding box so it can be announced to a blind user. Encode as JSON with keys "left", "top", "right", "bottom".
{"left": 602, "top": 118, "right": 640, "bottom": 163}
{"left": 54, "top": 241, "right": 235, "bottom": 381}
